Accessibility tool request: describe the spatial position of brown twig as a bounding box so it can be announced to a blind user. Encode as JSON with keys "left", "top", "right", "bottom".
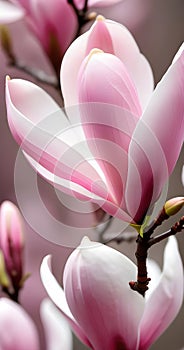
{"left": 67, "top": 0, "right": 95, "bottom": 38}
{"left": 129, "top": 216, "right": 184, "bottom": 297}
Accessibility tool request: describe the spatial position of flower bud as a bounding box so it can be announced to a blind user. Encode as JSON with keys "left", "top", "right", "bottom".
{"left": 164, "top": 197, "right": 184, "bottom": 217}
{"left": 0, "top": 201, "right": 24, "bottom": 288}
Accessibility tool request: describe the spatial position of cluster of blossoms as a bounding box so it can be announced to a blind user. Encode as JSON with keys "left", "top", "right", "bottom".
{"left": 0, "top": 0, "right": 184, "bottom": 350}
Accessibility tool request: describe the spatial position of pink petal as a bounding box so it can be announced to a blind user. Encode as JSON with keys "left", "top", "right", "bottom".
{"left": 64, "top": 237, "right": 144, "bottom": 350}
{"left": 0, "top": 298, "right": 39, "bottom": 350}
{"left": 5, "top": 77, "right": 110, "bottom": 202}
{"left": 40, "top": 255, "right": 92, "bottom": 348}
{"left": 78, "top": 51, "right": 142, "bottom": 116}
{"left": 0, "top": 1, "right": 25, "bottom": 23}
{"left": 139, "top": 237, "right": 184, "bottom": 350}
{"left": 126, "top": 44, "right": 184, "bottom": 223}
{"left": 61, "top": 17, "right": 153, "bottom": 109}
{"left": 6, "top": 77, "right": 139, "bottom": 220}
{"left": 77, "top": 50, "right": 143, "bottom": 220}
{"left": 27, "top": 0, "right": 77, "bottom": 55}
{"left": 86, "top": 17, "right": 114, "bottom": 55}
{"left": 40, "top": 299, "right": 73, "bottom": 350}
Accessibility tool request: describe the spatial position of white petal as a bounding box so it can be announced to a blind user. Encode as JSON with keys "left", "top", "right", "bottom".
{"left": 0, "top": 1, "right": 24, "bottom": 23}
{"left": 40, "top": 255, "right": 91, "bottom": 348}
{"left": 40, "top": 299, "right": 73, "bottom": 350}
{"left": 139, "top": 236, "right": 184, "bottom": 350}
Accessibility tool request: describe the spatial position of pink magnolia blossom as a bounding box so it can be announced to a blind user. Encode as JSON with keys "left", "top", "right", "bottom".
{"left": 40, "top": 235, "right": 184, "bottom": 350}
{"left": 5, "top": 18, "right": 184, "bottom": 225}
{"left": 0, "top": 297, "right": 73, "bottom": 350}
{"left": 0, "top": 201, "right": 24, "bottom": 287}
{"left": 2, "top": 1, "right": 122, "bottom": 73}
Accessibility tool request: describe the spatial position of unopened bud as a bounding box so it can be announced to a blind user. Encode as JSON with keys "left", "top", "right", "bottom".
{"left": 0, "top": 201, "right": 24, "bottom": 287}
{"left": 164, "top": 197, "right": 184, "bottom": 217}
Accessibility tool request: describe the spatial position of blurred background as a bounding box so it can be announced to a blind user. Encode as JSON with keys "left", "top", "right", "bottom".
{"left": 0, "top": 0, "right": 184, "bottom": 349}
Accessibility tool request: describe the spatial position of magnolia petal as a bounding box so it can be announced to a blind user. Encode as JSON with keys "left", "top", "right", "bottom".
{"left": 126, "top": 44, "right": 184, "bottom": 223}
{"left": 40, "top": 299, "right": 73, "bottom": 350}
{"left": 64, "top": 237, "right": 144, "bottom": 350}
{"left": 40, "top": 255, "right": 92, "bottom": 348}
{"left": 0, "top": 1, "right": 25, "bottom": 23}
{"left": 6, "top": 78, "right": 111, "bottom": 202}
{"left": 78, "top": 50, "right": 142, "bottom": 218}
{"left": 78, "top": 51, "right": 142, "bottom": 116}
{"left": 146, "top": 259, "right": 161, "bottom": 300}
{"left": 61, "top": 18, "right": 153, "bottom": 109}
{"left": 27, "top": 0, "right": 77, "bottom": 55}
{"left": 0, "top": 298, "right": 39, "bottom": 350}
{"left": 139, "top": 236, "right": 184, "bottom": 350}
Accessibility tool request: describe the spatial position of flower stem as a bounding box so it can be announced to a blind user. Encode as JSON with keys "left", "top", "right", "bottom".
{"left": 67, "top": 0, "right": 95, "bottom": 38}
{"left": 129, "top": 215, "right": 184, "bottom": 297}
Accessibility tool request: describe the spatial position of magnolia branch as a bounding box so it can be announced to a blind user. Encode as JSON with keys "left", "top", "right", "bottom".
{"left": 67, "top": 0, "right": 96, "bottom": 38}
{"left": 129, "top": 215, "right": 184, "bottom": 297}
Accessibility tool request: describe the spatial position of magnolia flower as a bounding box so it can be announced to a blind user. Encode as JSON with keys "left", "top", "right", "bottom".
{"left": 6, "top": 18, "right": 184, "bottom": 226}
{"left": 0, "top": 201, "right": 24, "bottom": 289}
{"left": 40, "top": 236, "right": 183, "bottom": 350}
{"left": 1, "top": 1, "right": 122, "bottom": 74}
{"left": 0, "top": 297, "right": 73, "bottom": 350}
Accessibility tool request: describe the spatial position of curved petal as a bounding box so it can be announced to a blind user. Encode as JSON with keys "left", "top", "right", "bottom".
{"left": 0, "top": 298, "right": 39, "bottom": 350}
{"left": 40, "top": 299, "right": 73, "bottom": 350}
{"left": 126, "top": 44, "right": 184, "bottom": 223}
{"left": 0, "top": 1, "right": 25, "bottom": 23}
{"left": 139, "top": 236, "right": 184, "bottom": 350}
{"left": 78, "top": 51, "right": 142, "bottom": 116}
{"left": 40, "top": 255, "right": 92, "bottom": 348}
{"left": 6, "top": 77, "right": 138, "bottom": 220}
{"left": 61, "top": 17, "right": 153, "bottom": 109}
{"left": 5, "top": 77, "right": 110, "bottom": 202}
{"left": 64, "top": 237, "right": 145, "bottom": 350}
{"left": 77, "top": 49, "right": 142, "bottom": 220}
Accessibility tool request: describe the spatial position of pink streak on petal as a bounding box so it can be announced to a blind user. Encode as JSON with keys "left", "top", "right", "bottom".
{"left": 105, "top": 19, "right": 154, "bottom": 110}
{"left": 40, "top": 255, "right": 92, "bottom": 348}
{"left": 126, "top": 44, "right": 184, "bottom": 223}
{"left": 139, "top": 237, "right": 184, "bottom": 350}
{"left": 64, "top": 238, "right": 144, "bottom": 350}
{"left": 78, "top": 52, "right": 142, "bottom": 116}
{"left": 0, "top": 298, "right": 39, "bottom": 350}
{"left": 6, "top": 78, "right": 111, "bottom": 202}
{"left": 86, "top": 18, "right": 114, "bottom": 55}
